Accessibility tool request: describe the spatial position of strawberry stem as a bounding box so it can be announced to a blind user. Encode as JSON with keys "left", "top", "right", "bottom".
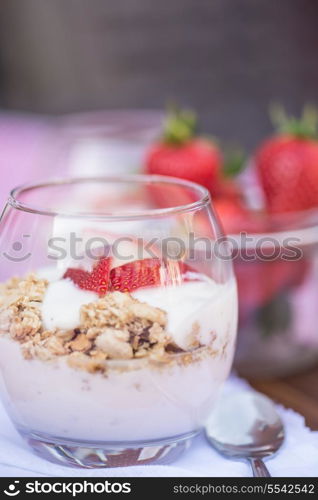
{"left": 162, "top": 106, "right": 197, "bottom": 145}
{"left": 270, "top": 104, "right": 318, "bottom": 139}
{"left": 222, "top": 146, "right": 247, "bottom": 178}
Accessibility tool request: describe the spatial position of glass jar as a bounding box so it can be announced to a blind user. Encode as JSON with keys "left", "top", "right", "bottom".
{"left": 0, "top": 175, "right": 237, "bottom": 468}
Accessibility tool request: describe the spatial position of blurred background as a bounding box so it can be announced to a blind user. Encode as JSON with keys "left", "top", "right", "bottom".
{"left": 0, "top": 0, "right": 318, "bottom": 147}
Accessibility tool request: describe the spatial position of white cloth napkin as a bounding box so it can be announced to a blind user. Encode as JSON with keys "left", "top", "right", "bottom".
{"left": 0, "top": 377, "right": 317, "bottom": 477}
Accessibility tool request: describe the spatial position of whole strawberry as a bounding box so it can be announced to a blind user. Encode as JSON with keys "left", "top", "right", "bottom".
{"left": 145, "top": 108, "right": 222, "bottom": 191}
{"left": 255, "top": 106, "right": 318, "bottom": 213}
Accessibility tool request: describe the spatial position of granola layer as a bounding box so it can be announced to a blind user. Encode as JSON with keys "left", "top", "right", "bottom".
{"left": 0, "top": 274, "right": 180, "bottom": 373}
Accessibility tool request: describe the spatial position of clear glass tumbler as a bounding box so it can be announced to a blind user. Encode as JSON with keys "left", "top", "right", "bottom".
{"left": 0, "top": 175, "right": 237, "bottom": 468}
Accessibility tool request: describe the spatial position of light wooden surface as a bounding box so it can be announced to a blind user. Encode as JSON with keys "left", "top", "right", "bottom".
{"left": 247, "top": 365, "right": 318, "bottom": 430}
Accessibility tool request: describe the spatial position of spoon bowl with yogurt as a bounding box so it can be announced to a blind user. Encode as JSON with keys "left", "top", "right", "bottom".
{"left": 205, "top": 390, "right": 285, "bottom": 477}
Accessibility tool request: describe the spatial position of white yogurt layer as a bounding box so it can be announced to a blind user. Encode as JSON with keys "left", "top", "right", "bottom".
{"left": 133, "top": 279, "right": 237, "bottom": 350}
{"left": 41, "top": 279, "right": 98, "bottom": 331}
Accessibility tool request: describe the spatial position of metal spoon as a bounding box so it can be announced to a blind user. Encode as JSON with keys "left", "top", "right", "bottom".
{"left": 205, "top": 390, "right": 284, "bottom": 477}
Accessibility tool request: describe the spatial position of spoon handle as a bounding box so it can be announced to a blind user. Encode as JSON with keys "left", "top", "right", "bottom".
{"left": 248, "top": 458, "right": 271, "bottom": 477}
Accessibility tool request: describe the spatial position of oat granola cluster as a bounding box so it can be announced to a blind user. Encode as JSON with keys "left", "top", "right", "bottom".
{"left": 0, "top": 274, "right": 177, "bottom": 373}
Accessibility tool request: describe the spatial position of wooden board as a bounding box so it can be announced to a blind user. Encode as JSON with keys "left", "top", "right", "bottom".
{"left": 247, "top": 365, "right": 318, "bottom": 430}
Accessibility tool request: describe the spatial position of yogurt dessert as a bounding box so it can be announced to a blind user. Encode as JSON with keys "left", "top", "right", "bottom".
{"left": 0, "top": 257, "right": 237, "bottom": 445}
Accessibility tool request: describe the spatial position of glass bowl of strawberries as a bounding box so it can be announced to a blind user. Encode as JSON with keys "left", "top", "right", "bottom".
{"left": 144, "top": 106, "right": 318, "bottom": 378}
{"left": 232, "top": 206, "right": 318, "bottom": 378}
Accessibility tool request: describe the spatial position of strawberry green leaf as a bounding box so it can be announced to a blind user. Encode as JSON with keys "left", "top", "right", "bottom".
{"left": 270, "top": 103, "right": 318, "bottom": 139}
{"left": 222, "top": 146, "right": 247, "bottom": 178}
{"left": 162, "top": 105, "right": 198, "bottom": 145}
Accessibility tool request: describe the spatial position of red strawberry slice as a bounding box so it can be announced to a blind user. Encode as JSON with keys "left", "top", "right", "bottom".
{"left": 90, "top": 257, "right": 111, "bottom": 295}
{"left": 109, "top": 258, "right": 195, "bottom": 293}
{"left": 64, "top": 257, "right": 197, "bottom": 295}
{"left": 63, "top": 268, "right": 92, "bottom": 290}
{"left": 63, "top": 257, "right": 111, "bottom": 296}
{"left": 110, "top": 258, "right": 162, "bottom": 293}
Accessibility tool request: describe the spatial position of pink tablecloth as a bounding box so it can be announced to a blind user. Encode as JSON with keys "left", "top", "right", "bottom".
{"left": 0, "top": 113, "right": 57, "bottom": 210}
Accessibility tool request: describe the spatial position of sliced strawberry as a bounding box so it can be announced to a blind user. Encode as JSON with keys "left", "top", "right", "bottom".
{"left": 63, "top": 268, "right": 91, "bottom": 290}
{"left": 109, "top": 258, "right": 196, "bottom": 292}
{"left": 63, "top": 257, "right": 111, "bottom": 296}
{"left": 89, "top": 257, "right": 111, "bottom": 295}
{"left": 110, "top": 258, "right": 162, "bottom": 293}
{"left": 65, "top": 257, "right": 197, "bottom": 295}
